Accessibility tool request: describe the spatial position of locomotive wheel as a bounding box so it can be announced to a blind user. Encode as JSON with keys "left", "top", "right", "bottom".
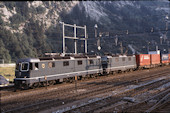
{"left": 129, "top": 69, "right": 133, "bottom": 72}
{"left": 69, "top": 78, "right": 74, "bottom": 83}
{"left": 48, "top": 80, "right": 55, "bottom": 86}
{"left": 42, "top": 81, "right": 49, "bottom": 87}
{"left": 78, "top": 76, "right": 82, "bottom": 80}
{"left": 21, "top": 83, "right": 29, "bottom": 90}
{"left": 31, "top": 82, "right": 39, "bottom": 89}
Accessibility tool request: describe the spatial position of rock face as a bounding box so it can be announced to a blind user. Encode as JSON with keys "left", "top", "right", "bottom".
{"left": 0, "top": 1, "right": 169, "bottom": 33}
{"left": 0, "top": 1, "right": 79, "bottom": 33}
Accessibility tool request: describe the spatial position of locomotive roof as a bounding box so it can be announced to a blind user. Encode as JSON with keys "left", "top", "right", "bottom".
{"left": 16, "top": 55, "right": 101, "bottom": 63}
{"left": 103, "top": 55, "right": 135, "bottom": 58}
{"left": 17, "top": 58, "right": 40, "bottom": 63}
{"left": 16, "top": 54, "right": 136, "bottom": 63}
{"left": 39, "top": 55, "right": 101, "bottom": 61}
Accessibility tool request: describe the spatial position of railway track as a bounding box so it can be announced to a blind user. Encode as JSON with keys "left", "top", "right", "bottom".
{"left": 100, "top": 79, "right": 170, "bottom": 113}
{"left": 1, "top": 65, "right": 169, "bottom": 97}
{"left": 57, "top": 77, "right": 170, "bottom": 113}
{"left": 119, "top": 88, "right": 170, "bottom": 113}
{"left": 1, "top": 66, "right": 170, "bottom": 113}
{"left": 150, "top": 95, "right": 170, "bottom": 113}
{"left": 1, "top": 67, "right": 168, "bottom": 101}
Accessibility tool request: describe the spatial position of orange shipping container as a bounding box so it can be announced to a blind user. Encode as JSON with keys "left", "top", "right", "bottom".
{"left": 150, "top": 54, "right": 160, "bottom": 65}
{"left": 161, "top": 54, "right": 169, "bottom": 64}
{"left": 136, "top": 54, "right": 151, "bottom": 66}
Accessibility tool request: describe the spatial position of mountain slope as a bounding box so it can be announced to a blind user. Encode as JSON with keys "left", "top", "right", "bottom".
{"left": 0, "top": 1, "right": 169, "bottom": 63}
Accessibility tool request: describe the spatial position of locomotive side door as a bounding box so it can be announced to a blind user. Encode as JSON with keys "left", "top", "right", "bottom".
{"left": 101, "top": 56, "right": 109, "bottom": 74}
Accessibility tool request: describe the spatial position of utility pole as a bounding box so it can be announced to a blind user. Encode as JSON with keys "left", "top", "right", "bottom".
{"left": 156, "top": 45, "right": 158, "bottom": 51}
{"left": 94, "top": 24, "right": 98, "bottom": 55}
{"left": 62, "top": 22, "right": 65, "bottom": 55}
{"left": 98, "top": 32, "right": 102, "bottom": 55}
{"left": 98, "top": 32, "right": 102, "bottom": 49}
{"left": 165, "top": 15, "right": 169, "bottom": 31}
{"left": 151, "top": 27, "right": 154, "bottom": 33}
{"left": 126, "top": 30, "right": 129, "bottom": 34}
{"left": 124, "top": 47, "right": 128, "bottom": 55}
{"left": 160, "top": 36, "right": 163, "bottom": 45}
{"left": 74, "top": 24, "right": 77, "bottom": 54}
{"left": 115, "top": 35, "right": 118, "bottom": 46}
{"left": 147, "top": 42, "right": 150, "bottom": 53}
{"left": 120, "top": 42, "right": 123, "bottom": 55}
{"left": 94, "top": 24, "right": 98, "bottom": 40}
{"left": 85, "top": 25, "right": 87, "bottom": 53}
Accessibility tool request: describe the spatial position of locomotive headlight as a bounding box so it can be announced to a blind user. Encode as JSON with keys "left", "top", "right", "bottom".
{"left": 22, "top": 81, "right": 26, "bottom": 83}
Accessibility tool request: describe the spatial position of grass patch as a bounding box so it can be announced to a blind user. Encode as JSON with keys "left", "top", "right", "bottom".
{"left": 0, "top": 67, "right": 15, "bottom": 82}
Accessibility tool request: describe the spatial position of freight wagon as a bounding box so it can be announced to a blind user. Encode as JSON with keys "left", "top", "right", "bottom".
{"left": 150, "top": 54, "right": 161, "bottom": 67}
{"left": 161, "top": 54, "right": 169, "bottom": 65}
{"left": 135, "top": 54, "right": 151, "bottom": 69}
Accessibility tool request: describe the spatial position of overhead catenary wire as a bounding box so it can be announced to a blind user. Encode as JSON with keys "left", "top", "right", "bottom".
{"left": 50, "top": 28, "right": 170, "bottom": 41}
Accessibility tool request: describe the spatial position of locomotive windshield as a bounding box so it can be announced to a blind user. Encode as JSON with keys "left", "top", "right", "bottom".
{"left": 20, "top": 62, "right": 29, "bottom": 71}
{"left": 15, "top": 63, "right": 20, "bottom": 70}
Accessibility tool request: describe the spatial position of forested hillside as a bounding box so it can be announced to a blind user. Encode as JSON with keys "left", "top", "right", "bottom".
{"left": 0, "top": 1, "right": 169, "bottom": 63}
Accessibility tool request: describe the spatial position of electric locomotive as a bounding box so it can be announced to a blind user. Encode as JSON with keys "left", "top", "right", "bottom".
{"left": 14, "top": 55, "right": 102, "bottom": 89}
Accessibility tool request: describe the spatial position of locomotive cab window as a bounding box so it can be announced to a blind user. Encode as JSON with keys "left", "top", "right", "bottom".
{"left": 16, "top": 63, "right": 20, "bottom": 70}
{"left": 35, "top": 63, "right": 39, "bottom": 70}
{"left": 115, "top": 58, "right": 119, "bottom": 62}
{"left": 77, "top": 60, "right": 82, "bottom": 65}
{"left": 128, "top": 57, "right": 131, "bottom": 61}
{"left": 63, "top": 61, "right": 69, "bottom": 66}
{"left": 48, "top": 62, "right": 55, "bottom": 68}
{"left": 29, "top": 63, "right": 33, "bottom": 70}
{"left": 122, "top": 57, "right": 125, "bottom": 61}
{"left": 89, "top": 60, "right": 94, "bottom": 65}
{"left": 52, "top": 62, "right": 55, "bottom": 67}
{"left": 21, "top": 62, "right": 29, "bottom": 71}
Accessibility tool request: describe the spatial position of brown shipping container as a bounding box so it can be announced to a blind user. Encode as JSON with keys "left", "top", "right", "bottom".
{"left": 136, "top": 54, "right": 150, "bottom": 66}
{"left": 150, "top": 54, "right": 160, "bottom": 65}
{"left": 169, "top": 54, "right": 170, "bottom": 63}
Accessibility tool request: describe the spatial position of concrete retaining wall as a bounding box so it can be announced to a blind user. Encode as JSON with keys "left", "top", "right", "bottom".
{"left": 0, "top": 63, "right": 16, "bottom": 67}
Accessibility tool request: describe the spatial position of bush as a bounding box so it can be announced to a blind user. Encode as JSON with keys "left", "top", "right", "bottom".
{"left": 36, "top": 6, "right": 46, "bottom": 14}
{"left": 0, "top": 17, "right": 4, "bottom": 25}
{"left": 9, "top": 14, "right": 25, "bottom": 24}
{"left": 4, "top": 2, "right": 16, "bottom": 10}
